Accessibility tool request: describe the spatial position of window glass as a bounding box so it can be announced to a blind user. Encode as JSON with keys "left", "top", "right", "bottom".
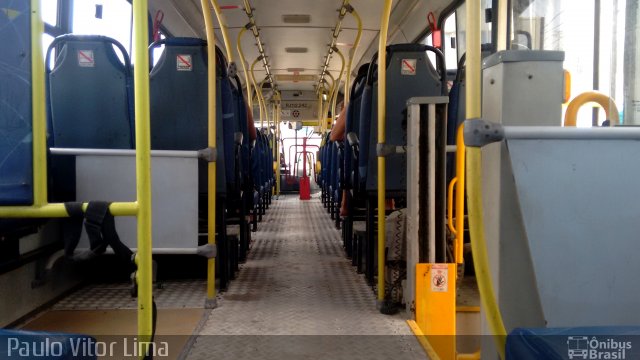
{"left": 511, "top": 0, "right": 626, "bottom": 126}
{"left": 152, "top": 33, "right": 166, "bottom": 67}
{"left": 72, "top": 0, "right": 133, "bottom": 62}
{"left": 42, "top": 0, "right": 58, "bottom": 26}
{"left": 443, "top": 12, "right": 458, "bottom": 70}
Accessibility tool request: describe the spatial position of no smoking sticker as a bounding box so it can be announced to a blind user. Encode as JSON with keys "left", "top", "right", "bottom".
{"left": 431, "top": 264, "right": 448, "bottom": 292}
{"left": 176, "top": 54, "right": 193, "bottom": 71}
{"left": 401, "top": 58, "right": 416, "bottom": 75}
{"left": 77, "top": 50, "right": 95, "bottom": 67}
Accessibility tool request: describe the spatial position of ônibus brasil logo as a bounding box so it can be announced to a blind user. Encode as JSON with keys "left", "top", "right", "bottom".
{"left": 567, "top": 336, "right": 632, "bottom": 359}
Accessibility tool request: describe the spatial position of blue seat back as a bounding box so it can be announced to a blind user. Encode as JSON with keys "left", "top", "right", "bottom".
{"left": 231, "top": 76, "right": 251, "bottom": 186}
{"left": 0, "top": 1, "right": 32, "bottom": 205}
{"left": 361, "top": 44, "right": 446, "bottom": 193}
{"left": 149, "top": 38, "right": 228, "bottom": 194}
{"left": 47, "top": 35, "right": 134, "bottom": 149}
{"left": 344, "top": 64, "right": 369, "bottom": 191}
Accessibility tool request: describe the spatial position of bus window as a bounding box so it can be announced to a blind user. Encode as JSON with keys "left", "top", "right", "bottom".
{"left": 42, "top": 0, "right": 58, "bottom": 26}
{"left": 454, "top": 0, "right": 493, "bottom": 60}
{"left": 510, "top": 0, "right": 626, "bottom": 126}
{"left": 72, "top": 0, "right": 133, "bottom": 62}
{"left": 443, "top": 12, "right": 458, "bottom": 71}
{"left": 152, "top": 33, "right": 166, "bottom": 67}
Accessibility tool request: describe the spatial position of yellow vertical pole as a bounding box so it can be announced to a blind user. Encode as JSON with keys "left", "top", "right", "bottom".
{"left": 377, "top": 0, "right": 393, "bottom": 304}
{"left": 276, "top": 97, "right": 281, "bottom": 195}
{"left": 455, "top": 127, "right": 466, "bottom": 264}
{"left": 465, "top": 0, "right": 507, "bottom": 358}
{"left": 132, "top": 0, "right": 154, "bottom": 345}
{"left": 200, "top": 0, "right": 218, "bottom": 304}
{"left": 30, "top": 0, "right": 48, "bottom": 207}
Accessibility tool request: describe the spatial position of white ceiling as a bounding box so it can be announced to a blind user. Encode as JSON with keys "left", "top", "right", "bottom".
{"left": 149, "top": 0, "right": 455, "bottom": 91}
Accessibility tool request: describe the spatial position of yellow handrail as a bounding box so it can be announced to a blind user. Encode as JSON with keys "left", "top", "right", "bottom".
{"left": 564, "top": 91, "right": 620, "bottom": 127}
{"left": 465, "top": 0, "right": 507, "bottom": 357}
{"left": 344, "top": 7, "right": 363, "bottom": 105}
{"left": 447, "top": 178, "right": 457, "bottom": 235}
{"left": 250, "top": 58, "right": 265, "bottom": 128}
{"left": 331, "top": 49, "right": 346, "bottom": 123}
{"left": 455, "top": 125, "right": 466, "bottom": 264}
{"left": 237, "top": 27, "right": 252, "bottom": 109}
{"left": 200, "top": 0, "right": 218, "bottom": 305}
{"left": 210, "top": 0, "right": 234, "bottom": 63}
{"left": 377, "top": 0, "right": 393, "bottom": 304}
{"left": 132, "top": 0, "right": 154, "bottom": 345}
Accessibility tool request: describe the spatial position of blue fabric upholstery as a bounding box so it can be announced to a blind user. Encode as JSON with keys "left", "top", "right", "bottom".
{"left": 0, "top": 1, "right": 33, "bottom": 205}
{"left": 507, "top": 327, "right": 640, "bottom": 360}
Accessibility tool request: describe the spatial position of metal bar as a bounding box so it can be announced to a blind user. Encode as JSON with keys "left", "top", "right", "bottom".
{"left": 31, "top": 0, "right": 47, "bottom": 206}
{"left": 317, "top": 0, "right": 351, "bottom": 92}
{"left": 344, "top": 6, "right": 363, "bottom": 104}
{"left": 210, "top": 0, "right": 235, "bottom": 63}
{"left": 132, "top": 0, "right": 154, "bottom": 345}
{"left": 331, "top": 48, "right": 346, "bottom": 121}
{"left": 237, "top": 26, "right": 253, "bottom": 109}
{"left": 200, "top": 0, "right": 218, "bottom": 306}
{"left": 0, "top": 202, "right": 139, "bottom": 218}
{"left": 427, "top": 104, "right": 436, "bottom": 263}
{"left": 376, "top": 0, "right": 393, "bottom": 306}
{"left": 242, "top": 0, "right": 276, "bottom": 88}
{"left": 504, "top": 126, "right": 640, "bottom": 139}
{"left": 446, "top": 145, "right": 457, "bottom": 153}
{"left": 50, "top": 148, "right": 199, "bottom": 158}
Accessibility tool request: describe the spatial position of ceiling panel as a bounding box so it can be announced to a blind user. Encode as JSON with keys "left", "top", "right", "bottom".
{"left": 152, "top": 0, "right": 452, "bottom": 92}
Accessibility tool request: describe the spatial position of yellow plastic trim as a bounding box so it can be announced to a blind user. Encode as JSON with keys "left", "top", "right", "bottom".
{"left": 344, "top": 7, "right": 363, "bottom": 105}
{"left": 447, "top": 177, "right": 458, "bottom": 235}
{"left": 200, "top": 0, "right": 218, "bottom": 301}
{"left": 406, "top": 320, "right": 442, "bottom": 360}
{"left": 457, "top": 306, "right": 481, "bottom": 313}
{"left": 564, "top": 91, "right": 620, "bottom": 127}
{"left": 377, "top": 0, "right": 393, "bottom": 303}
{"left": 457, "top": 351, "right": 482, "bottom": 360}
{"left": 455, "top": 125, "right": 466, "bottom": 264}
{"left": 563, "top": 70, "right": 571, "bottom": 104}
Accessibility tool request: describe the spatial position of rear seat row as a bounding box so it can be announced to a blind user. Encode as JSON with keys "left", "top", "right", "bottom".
{"left": 1, "top": 33, "right": 275, "bottom": 290}
{"left": 318, "top": 44, "right": 449, "bottom": 306}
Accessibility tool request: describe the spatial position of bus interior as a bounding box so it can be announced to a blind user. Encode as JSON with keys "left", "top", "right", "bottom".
{"left": 1, "top": 0, "right": 639, "bottom": 359}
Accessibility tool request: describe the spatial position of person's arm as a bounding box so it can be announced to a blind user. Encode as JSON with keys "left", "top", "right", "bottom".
{"left": 329, "top": 105, "right": 347, "bottom": 141}
{"left": 246, "top": 103, "right": 257, "bottom": 141}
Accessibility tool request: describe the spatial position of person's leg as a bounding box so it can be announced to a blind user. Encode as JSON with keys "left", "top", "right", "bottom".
{"left": 340, "top": 190, "right": 348, "bottom": 216}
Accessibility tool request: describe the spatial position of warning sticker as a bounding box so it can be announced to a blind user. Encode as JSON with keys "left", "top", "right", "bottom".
{"left": 431, "top": 264, "right": 448, "bottom": 292}
{"left": 176, "top": 54, "right": 193, "bottom": 71}
{"left": 77, "top": 50, "right": 95, "bottom": 67}
{"left": 401, "top": 58, "right": 416, "bottom": 75}
{"left": 281, "top": 109, "right": 292, "bottom": 117}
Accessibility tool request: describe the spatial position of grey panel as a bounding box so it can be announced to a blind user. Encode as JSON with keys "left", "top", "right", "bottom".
{"left": 482, "top": 50, "right": 565, "bottom": 69}
{"left": 507, "top": 138, "right": 640, "bottom": 327}
{"left": 74, "top": 154, "right": 198, "bottom": 251}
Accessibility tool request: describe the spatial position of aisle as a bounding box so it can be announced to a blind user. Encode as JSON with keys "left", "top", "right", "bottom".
{"left": 186, "top": 195, "right": 425, "bottom": 359}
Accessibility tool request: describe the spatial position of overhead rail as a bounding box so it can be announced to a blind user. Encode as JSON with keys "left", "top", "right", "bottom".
{"left": 316, "top": 1, "right": 352, "bottom": 95}
{"left": 344, "top": 6, "right": 363, "bottom": 104}
{"left": 241, "top": 0, "right": 276, "bottom": 91}
{"left": 0, "top": 0, "right": 155, "bottom": 346}
{"left": 200, "top": 0, "right": 219, "bottom": 308}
